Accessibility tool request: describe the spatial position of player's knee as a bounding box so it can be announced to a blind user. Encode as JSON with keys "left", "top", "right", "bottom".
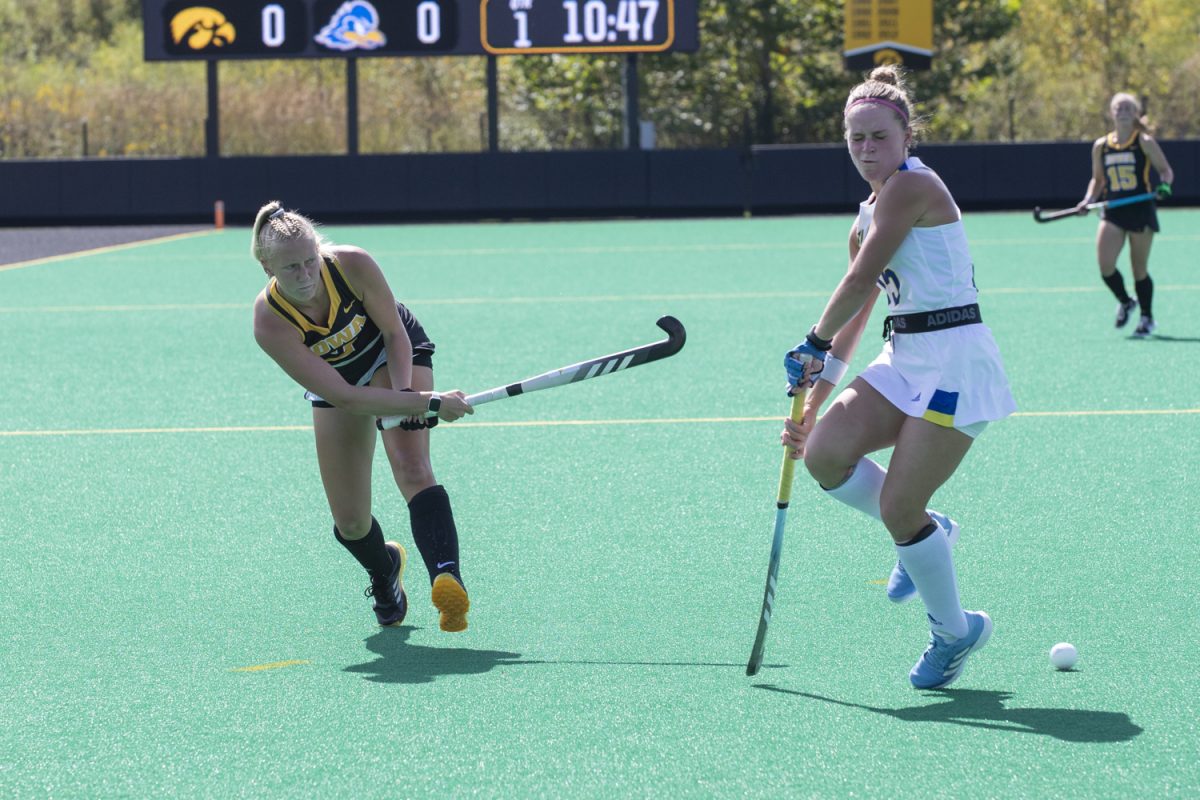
{"left": 802, "top": 430, "right": 847, "bottom": 486}
{"left": 390, "top": 457, "right": 435, "bottom": 492}
{"left": 334, "top": 515, "right": 374, "bottom": 540}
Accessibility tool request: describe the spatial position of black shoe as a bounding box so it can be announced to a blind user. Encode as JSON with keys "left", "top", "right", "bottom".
{"left": 365, "top": 542, "right": 408, "bottom": 626}
{"left": 1115, "top": 299, "right": 1138, "bottom": 328}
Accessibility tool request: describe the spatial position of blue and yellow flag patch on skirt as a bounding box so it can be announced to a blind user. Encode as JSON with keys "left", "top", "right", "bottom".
{"left": 922, "top": 389, "right": 959, "bottom": 427}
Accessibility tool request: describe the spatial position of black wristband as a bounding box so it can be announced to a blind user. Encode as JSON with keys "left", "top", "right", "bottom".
{"left": 426, "top": 393, "right": 442, "bottom": 416}
{"left": 806, "top": 326, "right": 833, "bottom": 352}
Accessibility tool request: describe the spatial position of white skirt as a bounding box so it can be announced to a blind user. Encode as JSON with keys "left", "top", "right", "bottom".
{"left": 858, "top": 323, "right": 1016, "bottom": 433}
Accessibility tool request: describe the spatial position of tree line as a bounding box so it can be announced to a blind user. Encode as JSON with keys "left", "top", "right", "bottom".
{"left": 1, "top": 0, "right": 1197, "bottom": 158}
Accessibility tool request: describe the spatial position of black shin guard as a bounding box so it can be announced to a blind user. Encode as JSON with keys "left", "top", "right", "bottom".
{"left": 408, "top": 485, "right": 463, "bottom": 585}
{"left": 1102, "top": 270, "right": 1132, "bottom": 303}
{"left": 1134, "top": 276, "right": 1154, "bottom": 318}
{"left": 334, "top": 517, "right": 392, "bottom": 576}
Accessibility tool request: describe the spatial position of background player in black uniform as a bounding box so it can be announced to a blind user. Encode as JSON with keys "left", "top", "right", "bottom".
{"left": 251, "top": 201, "right": 475, "bottom": 632}
{"left": 1074, "top": 93, "right": 1174, "bottom": 338}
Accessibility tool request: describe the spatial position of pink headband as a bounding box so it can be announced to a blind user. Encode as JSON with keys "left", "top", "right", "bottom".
{"left": 846, "top": 97, "right": 909, "bottom": 124}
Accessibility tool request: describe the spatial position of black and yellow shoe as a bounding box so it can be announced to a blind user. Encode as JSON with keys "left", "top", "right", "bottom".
{"left": 365, "top": 542, "right": 408, "bottom": 627}
{"left": 431, "top": 572, "right": 469, "bottom": 632}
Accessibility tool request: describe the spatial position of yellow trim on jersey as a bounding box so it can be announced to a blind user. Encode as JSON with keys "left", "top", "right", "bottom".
{"left": 1107, "top": 130, "right": 1139, "bottom": 151}
{"left": 922, "top": 409, "right": 956, "bottom": 427}
{"left": 266, "top": 260, "right": 344, "bottom": 335}
{"left": 326, "top": 254, "right": 363, "bottom": 302}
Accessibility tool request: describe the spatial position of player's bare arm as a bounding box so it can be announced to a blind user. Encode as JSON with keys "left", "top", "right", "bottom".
{"left": 1078, "top": 138, "right": 1107, "bottom": 208}
{"left": 1141, "top": 135, "right": 1174, "bottom": 185}
{"left": 333, "top": 245, "right": 416, "bottom": 391}
{"left": 786, "top": 225, "right": 876, "bottom": 451}
{"left": 253, "top": 293, "right": 431, "bottom": 417}
{"left": 812, "top": 171, "right": 928, "bottom": 341}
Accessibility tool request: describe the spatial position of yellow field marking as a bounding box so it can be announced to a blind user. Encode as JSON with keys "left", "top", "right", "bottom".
{"left": 2, "top": 409, "right": 1197, "bottom": 438}
{"left": 4, "top": 284, "right": 1200, "bottom": 315}
{"left": 0, "top": 229, "right": 218, "bottom": 272}
{"left": 0, "top": 303, "right": 247, "bottom": 313}
{"left": 867, "top": 579, "right": 887, "bottom": 586}
{"left": 0, "top": 425, "right": 311, "bottom": 437}
{"left": 231, "top": 659, "right": 310, "bottom": 672}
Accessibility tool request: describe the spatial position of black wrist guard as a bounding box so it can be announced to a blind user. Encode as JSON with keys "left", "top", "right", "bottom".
{"left": 806, "top": 326, "right": 833, "bottom": 352}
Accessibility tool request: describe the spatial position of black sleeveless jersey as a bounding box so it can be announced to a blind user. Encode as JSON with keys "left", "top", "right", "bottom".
{"left": 265, "top": 255, "right": 385, "bottom": 387}
{"left": 1100, "top": 131, "right": 1152, "bottom": 201}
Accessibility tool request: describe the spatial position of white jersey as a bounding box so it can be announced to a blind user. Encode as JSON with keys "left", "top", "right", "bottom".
{"left": 851, "top": 156, "right": 1016, "bottom": 432}
{"left": 856, "top": 157, "right": 978, "bottom": 315}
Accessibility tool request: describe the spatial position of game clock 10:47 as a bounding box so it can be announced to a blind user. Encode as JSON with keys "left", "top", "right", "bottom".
{"left": 142, "top": 0, "right": 465, "bottom": 59}
{"left": 482, "top": 0, "right": 696, "bottom": 54}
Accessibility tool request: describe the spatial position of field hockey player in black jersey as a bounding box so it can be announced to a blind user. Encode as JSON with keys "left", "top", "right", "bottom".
{"left": 1074, "top": 93, "right": 1174, "bottom": 338}
{"left": 251, "top": 201, "right": 474, "bottom": 632}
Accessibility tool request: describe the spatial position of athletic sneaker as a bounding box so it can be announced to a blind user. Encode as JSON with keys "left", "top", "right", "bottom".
{"left": 909, "top": 610, "right": 993, "bottom": 690}
{"left": 1132, "top": 316, "right": 1157, "bottom": 338}
{"left": 1115, "top": 298, "right": 1138, "bottom": 328}
{"left": 365, "top": 542, "right": 408, "bottom": 627}
{"left": 886, "top": 511, "right": 960, "bottom": 604}
{"left": 431, "top": 572, "right": 470, "bottom": 632}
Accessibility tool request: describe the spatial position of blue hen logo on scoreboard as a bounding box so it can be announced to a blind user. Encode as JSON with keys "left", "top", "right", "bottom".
{"left": 314, "top": 1, "right": 387, "bottom": 51}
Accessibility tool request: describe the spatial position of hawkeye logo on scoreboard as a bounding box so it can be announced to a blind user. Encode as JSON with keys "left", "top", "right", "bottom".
{"left": 315, "top": 0, "right": 387, "bottom": 51}
{"left": 843, "top": 0, "right": 932, "bottom": 71}
{"left": 169, "top": 6, "right": 236, "bottom": 50}
{"left": 157, "top": 0, "right": 308, "bottom": 57}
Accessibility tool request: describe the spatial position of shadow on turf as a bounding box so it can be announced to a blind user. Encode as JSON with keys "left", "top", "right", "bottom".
{"left": 753, "top": 685, "right": 1142, "bottom": 743}
{"left": 344, "top": 627, "right": 526, "bottom": 684}
{"left": 345, "top": 628, "right": 787, "bottom": 684}
{"left": 1130, "top": 334, "right": 1200, "bottom": 343}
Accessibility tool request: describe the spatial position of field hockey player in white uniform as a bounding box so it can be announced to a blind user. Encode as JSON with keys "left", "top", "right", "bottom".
{"left": 781, "top": 66, "right": 1016, "bottom": 690}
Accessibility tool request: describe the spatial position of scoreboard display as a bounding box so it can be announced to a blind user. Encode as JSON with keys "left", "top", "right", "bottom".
{"left": 482, "top": 0, "right": 683, "bottom": 55}
{"left": 141, "top": 0, "right": 698, "bottom": 60}
{"left": 843, "top": 0, "right": 933, "bottom": 70}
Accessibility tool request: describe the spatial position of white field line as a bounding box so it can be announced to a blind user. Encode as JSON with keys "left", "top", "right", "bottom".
{"left": 4, "top": 284, "right": 1200, "bottom": 314}
{"left": 2, "top": 409, "right": 1197, "bottom": 438}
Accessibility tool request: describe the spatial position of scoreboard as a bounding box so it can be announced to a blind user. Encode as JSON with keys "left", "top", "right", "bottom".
{"left": 141, "top": 0, "right": 699, "bottom": 60}
{"left": 843, "top": 0, "right": 933, "bottom": 70}
{"left": 482, "top": 0, "right": 684, "bottom": 55}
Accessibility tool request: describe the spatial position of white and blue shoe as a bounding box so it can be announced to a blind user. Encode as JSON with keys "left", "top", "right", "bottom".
{"left": 909, "top": 610, "right": 993, "bottom": 690}
{"left": 887, "top": 511, "right": 960, "bottom": 604}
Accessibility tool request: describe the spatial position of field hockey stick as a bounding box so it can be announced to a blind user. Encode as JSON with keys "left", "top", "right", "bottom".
{"left": 1033, "top": 191, "right": 1156, "bottom": 223}
{"left": 746, "top": 385, "right": 807, "bottom": 677}
{"left": 378, "top": 315, "right": 686, "bottom": 430}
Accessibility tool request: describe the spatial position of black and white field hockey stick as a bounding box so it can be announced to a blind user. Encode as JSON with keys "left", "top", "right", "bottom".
{"left": 746, "top": 386, "right": 807, "bottom": 677}
{"left": 1033, "top": 191, "right": 1156, "bottom": 223}
{"left": 378, "top": 315, "right": 686, "bottom": 430}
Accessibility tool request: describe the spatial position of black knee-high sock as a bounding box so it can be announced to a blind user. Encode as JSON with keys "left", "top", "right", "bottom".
{"left": 408, "top": 485, "right": 463, "bottom": 585}
{"left": 1102, "top": 270, "right": 1132, "bottom": 303}
{"left": 334, "top": 517, "right": 393, "bottom": 576}
{"left": 1134, "top": 276, "right": 1154, "bottom": 318}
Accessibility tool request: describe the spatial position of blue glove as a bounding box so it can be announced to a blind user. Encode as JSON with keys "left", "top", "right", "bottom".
{"left": 784, "top": 328, "right": 832, "bottom": 395}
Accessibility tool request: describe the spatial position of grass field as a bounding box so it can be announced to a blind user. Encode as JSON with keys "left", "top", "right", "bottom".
{"left": 3, "top": 210, "right": 1199, "bottom": 797}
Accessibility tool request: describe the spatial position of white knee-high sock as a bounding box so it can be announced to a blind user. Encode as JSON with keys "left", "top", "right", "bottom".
{"left": 823, "top": 457, "right": 885, "bottom": 520}
{"left": 896, "top": 523, "right": 968, "bottom": 640}
{"left": 826, "top": 459, "right": 959, "bottom": 548}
